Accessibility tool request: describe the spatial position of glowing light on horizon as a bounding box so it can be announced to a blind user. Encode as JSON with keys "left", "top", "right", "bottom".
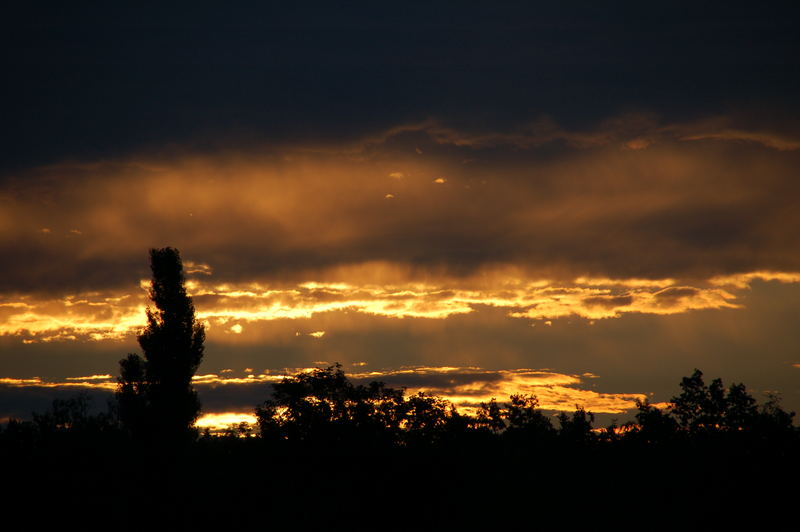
{"left": 195, "top": 412, "right": 258, "bottom": 430}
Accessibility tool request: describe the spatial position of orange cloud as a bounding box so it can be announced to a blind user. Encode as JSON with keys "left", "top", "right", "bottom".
{"left": 3, "top": 113, "right": 800, "bottom": 345}
{"left": 195, "top": 412, "right": 258, "bottom": 430}
{"left": 0, "top": 376, "right": 117, "bottom": 391}
{"left": 370, "top": 367, "right": 646, "bottom": 414}
{"left": 2, "top": 272, "right": 796, "bottom": 343}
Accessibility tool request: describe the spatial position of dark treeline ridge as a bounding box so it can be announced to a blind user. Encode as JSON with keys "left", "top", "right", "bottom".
{"left": 2, "top": 364, "right": 798, "bottom": 529}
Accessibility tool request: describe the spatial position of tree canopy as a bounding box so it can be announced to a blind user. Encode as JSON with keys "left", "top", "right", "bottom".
{"left": 116, "top": 247, "right": 205, "bottom": 442}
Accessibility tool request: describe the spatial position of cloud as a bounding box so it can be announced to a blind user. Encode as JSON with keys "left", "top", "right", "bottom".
{"left": 0, "top": 376, "right": 116, "bottom": 390}
{"left": 184, "top": 261, "right": 213, "bottom": 275}
{"left": 0, "top": 111, "right": 799, "bottom": 409}
{"left": 195, "top": 412, "right": 257, "bottom": 430}
{"left": 0, "top": 275, "right": 774, "bottom": 343}
{"left": 2, "top": 113, "right": 800, "bottom": 301}
{"left": 346, "top": 366, "right": 647, "bottom": 414}
{"left": 2, "top": 271, "right": 795, "bottom": 343}
{"left": 709, "top": 271, "right": 800, "bottom": 289}
{"left": 356, "top": 114, "right": 800, "bottom": 153}
{"left": 675, "top": 128, "right": 800, "bottom": 151}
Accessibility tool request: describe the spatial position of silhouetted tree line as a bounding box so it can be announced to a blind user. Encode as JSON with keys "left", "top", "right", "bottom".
{"left": 3, "top": 364, "right": 798, "bottom": 528}
{"left": 248, "top": 363, "right": 797, "bottom": 452}
{"left": 4, "top": 364, "right": 794, "bottom": 452}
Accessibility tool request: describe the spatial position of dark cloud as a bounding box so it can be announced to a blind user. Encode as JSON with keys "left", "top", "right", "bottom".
{"left": 2, "top": 3, "right": 799, "bottom": 171}
{"left": 195, "top": 382, "right": 273, "bottom": 413}
{"left": 2, "top": 124, "right": 800, "bottom": 295}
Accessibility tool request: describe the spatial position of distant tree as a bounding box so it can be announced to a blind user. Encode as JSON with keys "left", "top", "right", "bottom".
{"left": 475, "top": 398, "right": 506, "bottom": 434}
{"left": 505, "top": 394, "right": 554, "bottom": 438}
{"left": 116, "top": 247, "right": 205, "bottom": 442}
{"left": 402, "top": 391, "right": 464, "bottom": 445}
{"left": 757, "top": 392, "right": 795, "bottom": 431}
{"left": 475, "top": 394, "right": 555, "bottom": 448}
{"left": 116, "top": 352, "right": 148, "bottom": 437}
{"left": 557, "top": 406, "right": 595, "bottom": 445}
{"left": 670, "top": 369, "right": 727, "bottom": 434}
{"left": 668, "top": 369, "right": 794, "bottom": 436}
{"left": 625, "top": 369, "right": 797, "bottom": 448}
{"left": 629, "top": 398, "right": 678, "bottom": 444}
{"left": 256, "top": 364, "right": 407, "bottom": 447}
{"left": 255, "top": 364, "right": 478, "bottom": 448}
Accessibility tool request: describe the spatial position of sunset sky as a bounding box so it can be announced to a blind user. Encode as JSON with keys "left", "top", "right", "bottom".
{"left": 2, "top": 4, "right": 799, "bottom": 429}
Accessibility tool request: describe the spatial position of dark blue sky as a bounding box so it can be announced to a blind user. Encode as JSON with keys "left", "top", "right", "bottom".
{"left": 3, "top": 3, "right": 799, "bottom": 171}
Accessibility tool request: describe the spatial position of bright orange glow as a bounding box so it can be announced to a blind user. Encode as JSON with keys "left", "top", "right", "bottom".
{"left": 0, "top": 376, "right": 117, "bottom": 390}
{"left": 2, "top": 271, "right": 796, "bottom": 343}
{"left": 195, "top": 412, "right": 257, "bottom": 430}
{"left": 379, "top": 367, "right": 646, "bottom": 414}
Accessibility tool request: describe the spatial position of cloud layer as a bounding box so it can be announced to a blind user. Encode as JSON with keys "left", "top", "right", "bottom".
{"left": 3, "top": 116, "right": 800, "bottom": 298}
{"left": 2, "top": 274, "right": 788, "bottom": 344}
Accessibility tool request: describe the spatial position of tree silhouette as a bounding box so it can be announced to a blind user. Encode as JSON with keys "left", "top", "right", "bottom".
{"left": 505, "top": 394, "right": 555, "bottom": 438}
{"left": 116, "top": 247, "right": 205, "bottom": 442}
{"left": 670, "top": 369, "right": 727, "bottom": 434}
{"left": 629, "top": 398, "right": 678, "bottom": 443}
{"left": 256, "top": 363, "right": 407, "bottom": 447}
{"left": 557, "top": 406, "right": 595, "bottom": 445}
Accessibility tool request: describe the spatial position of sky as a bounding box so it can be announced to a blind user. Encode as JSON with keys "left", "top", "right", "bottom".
{"left": 2, "top": 3, "right": 799, "bottom": 429}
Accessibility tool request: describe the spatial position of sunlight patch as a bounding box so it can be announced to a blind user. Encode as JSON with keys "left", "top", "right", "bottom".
{"left": 195, "top": 412, "right": 257, "bottom": 430}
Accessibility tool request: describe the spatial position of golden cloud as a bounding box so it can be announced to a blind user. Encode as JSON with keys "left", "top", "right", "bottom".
{"left": 1, "top": 272, "right": 795, "bottom": 343}
{"left": 195, "top": 412, "right": 258, "bottom": 430}
{"left": 352, "top": 366, "right": 646, "bottom": 414}
{"left": 0, "top": 376, "right": 117, "bottom": 391}
{"left": 2, "top": 113, "right": 800, "bottom": 347}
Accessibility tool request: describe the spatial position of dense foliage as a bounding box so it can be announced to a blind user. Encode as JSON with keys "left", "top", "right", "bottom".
{"left": 116, "top": 247, "right": 205, "bottom": 442}
{"left": 252, "top": 364, "right": 797, "bottom": 451}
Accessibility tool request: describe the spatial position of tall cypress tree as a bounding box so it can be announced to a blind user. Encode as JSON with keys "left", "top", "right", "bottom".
{"left": 116, "top": 247, "right": 205, "bottom": 441}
